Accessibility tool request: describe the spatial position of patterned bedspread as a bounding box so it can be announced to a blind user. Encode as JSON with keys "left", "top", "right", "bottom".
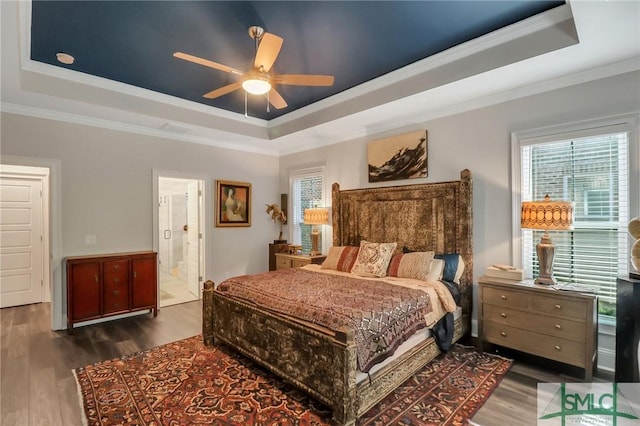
{"left": 216, "top": 268, "right": 432, "bottom": 372}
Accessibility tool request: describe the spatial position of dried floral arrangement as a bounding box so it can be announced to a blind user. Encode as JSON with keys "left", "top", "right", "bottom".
{"left": 265, "top": 203, "right": 286, "bottom": 241}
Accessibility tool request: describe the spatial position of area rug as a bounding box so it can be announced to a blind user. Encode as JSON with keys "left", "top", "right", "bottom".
{"left": 73, "top": 335, "right": 511, "bottom": 425}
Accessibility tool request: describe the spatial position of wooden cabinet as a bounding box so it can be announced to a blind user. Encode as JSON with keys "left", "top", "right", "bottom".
{"left": 478, "top": 277, "right": 597, "bottom": 380}
{"left": 268, "top": 243, "right": 290, "bottom": 271}
{"left": 274, "top": 253, "right": 326, "bottom": 270}
{"left": 66, "top": 251, "right": 157, "bottom": 333}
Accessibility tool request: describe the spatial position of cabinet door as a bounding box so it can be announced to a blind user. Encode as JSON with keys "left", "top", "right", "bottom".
{"left": 69, "top": 262, "right": 101, "bottom": 320}
{"left": 131, "top": 257, "right": 156, "bottom": 309}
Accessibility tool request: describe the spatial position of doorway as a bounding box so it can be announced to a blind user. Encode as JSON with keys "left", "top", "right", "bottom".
{"left": 0, "top": 164, "right": 50, "bottom": 308}
{"left": 157, "top": 177, "right": 203, "bottom": 307}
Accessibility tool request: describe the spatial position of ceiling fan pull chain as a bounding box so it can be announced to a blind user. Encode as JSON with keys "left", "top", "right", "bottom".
{"left": 267, "top": 91, "right": 270, "bottom": 113}
{"left": 244, "top": 91, "right": 248, "bottom": 118}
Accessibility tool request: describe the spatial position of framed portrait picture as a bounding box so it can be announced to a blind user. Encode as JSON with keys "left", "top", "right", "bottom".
{"left": 215, "top": 180, "right": 251, "bottom": 227}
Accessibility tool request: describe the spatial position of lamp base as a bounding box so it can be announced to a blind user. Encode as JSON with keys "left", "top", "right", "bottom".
{"left": 310, "top": 228, "right": 321, "bottom": 256}
{"left": 535, "top": 231, "right": 557, "bottom": 286}
{"left": 535, "top": 276, "right": 556, "bottom": 286}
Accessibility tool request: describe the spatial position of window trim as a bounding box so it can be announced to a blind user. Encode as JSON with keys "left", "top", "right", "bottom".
{"left": 511, "top": 113, "right": 640, "bottom": 275}
{"left": 288, "top": 166, "right": 327, "bottom": 252}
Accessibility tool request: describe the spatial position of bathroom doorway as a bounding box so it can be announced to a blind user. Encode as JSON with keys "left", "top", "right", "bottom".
{"left": 157, "top": 177, "right": 203, "bottom": 307}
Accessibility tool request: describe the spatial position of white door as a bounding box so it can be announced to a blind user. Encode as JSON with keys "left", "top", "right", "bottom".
{"left": 158, "top": 194, "right": 170, "bottom": 274}
{"left": 186, "top": 181, "right": 201, "bottom": 298}
{"left": 0, "top": 177, "right": 44, "bottom": 307}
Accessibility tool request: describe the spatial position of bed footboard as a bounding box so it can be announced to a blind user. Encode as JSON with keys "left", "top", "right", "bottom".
{"left": 204, "top": 281, "right": 359, "bottom": 425}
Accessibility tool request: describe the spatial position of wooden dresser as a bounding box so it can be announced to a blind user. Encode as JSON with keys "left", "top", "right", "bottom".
{"left": 478, "top": 276, "right": 598, "bottom": 380}
{"left": 66, "top": 251, "right": 158, "bottom": 333}
{"left": 274, "top": 253, "right": 326, "bottom": 270}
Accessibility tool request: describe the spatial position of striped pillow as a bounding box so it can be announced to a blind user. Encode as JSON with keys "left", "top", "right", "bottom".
{"left": 387, "top": 251, "right": 435, "bottom": 281}
{"left": 321, "top": 246, "right": 360, "bottom": 272}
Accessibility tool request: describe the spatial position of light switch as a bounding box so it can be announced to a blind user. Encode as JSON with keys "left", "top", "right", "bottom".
{"left": 84, "top": 235, "right": 96, "bottom": 245}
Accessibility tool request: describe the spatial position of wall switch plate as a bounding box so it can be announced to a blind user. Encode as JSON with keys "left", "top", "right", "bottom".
{"left": 84, "top": 235, "right": 96, "bottom": 245}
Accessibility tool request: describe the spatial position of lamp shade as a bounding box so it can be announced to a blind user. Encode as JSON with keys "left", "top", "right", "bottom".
{"left": 521, "top": 195, "right": 574, "bottom": 230}
{"left": 303, "top": 208, "right": 329, "bottom": 225}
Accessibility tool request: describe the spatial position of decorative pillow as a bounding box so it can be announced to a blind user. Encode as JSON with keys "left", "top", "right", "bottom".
{"left": 321, "top": 246, "right": 360, "bottom": 272}
{"left": 434, "top": 253, "right": 465, "bottom": 284}
{"left": 387, "top": 251, "right": 435, "bottom": 281}
{"left": 351, "top": 241, "right": 397, "bottom": 278}
{"left": 430, "top": 258, "right": 445, "bottom": 281}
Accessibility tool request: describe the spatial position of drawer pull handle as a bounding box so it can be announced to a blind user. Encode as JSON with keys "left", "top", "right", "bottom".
{"left": 500, "top": 331, "right": 507, "bottom": 337}
{"left": 555, "top": 324, "right": 561, "bottom": 329}
{"left": 500, "top": 313, "right": 507, "bottom": 318}
{"left": 94, "top": 275, "right": 98, "bottom": 283}
{"left": 133, "top": 271, "right": 137, "bottom": 279}
{"left": 554, "top": 345, "right": 561, "bottom": 351}
{"left": 114, "top": 264, "right": 120, "bottom": 270}
{"left": 114, "top": 278, "right": 119, "bottom": 283}
{"left": 501, "top": 295, "right": 507, "bottom": 300}
{"left": 113, "top": 290, "right": 120, "bottom": 295}
{"left": 555, "top": 304, "right": 561, "bottom": 309}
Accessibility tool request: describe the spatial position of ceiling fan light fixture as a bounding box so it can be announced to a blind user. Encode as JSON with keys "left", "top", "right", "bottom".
{"left": 242, "top": 77, "right": 271, "bottom": 95}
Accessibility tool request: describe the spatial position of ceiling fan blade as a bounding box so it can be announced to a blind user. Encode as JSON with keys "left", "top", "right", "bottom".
{"left": 273, "top": 74, "right": 334, "bottom": 86}
{"left": 268, "top": 88, "right": 287, "bottom": 109}
{"left": 254, "top": 33, "right": 283, "bottom": 72}
{"left": 173, "top": 52, "right": 243, "bottom": 75}
{"left": 203, "top": 81, "right": 242, "bottom": 99}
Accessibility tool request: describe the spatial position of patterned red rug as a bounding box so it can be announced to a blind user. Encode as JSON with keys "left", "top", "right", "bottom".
{"left": 74, "top": 335, "right": 511, "bottom": 425}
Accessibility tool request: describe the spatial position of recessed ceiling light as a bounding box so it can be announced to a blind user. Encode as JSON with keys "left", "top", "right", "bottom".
{"left": 56, "top": 52, "right": 74, "bottom": 65}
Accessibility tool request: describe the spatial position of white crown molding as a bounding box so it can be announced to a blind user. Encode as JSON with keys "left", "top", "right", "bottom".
{"left": 0, "top": 102, "right": 279, "bottom": 156}
{"left": 276, "top": 58, "right": 640, "bottom": 156}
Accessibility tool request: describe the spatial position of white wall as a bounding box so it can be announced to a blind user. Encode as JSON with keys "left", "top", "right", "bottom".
{"left": 279, "top": 70, "right": 640, "bottom": 371}
{"left": 0, "top": 113, "right": 280, "bottom": 328}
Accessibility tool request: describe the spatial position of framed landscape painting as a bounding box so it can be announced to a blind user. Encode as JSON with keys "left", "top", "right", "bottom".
{"left": 367, "top": 130, "right": 428, "bottom": 183}
{"left": 215, "top": 180, "right": 251, "bottom": 227}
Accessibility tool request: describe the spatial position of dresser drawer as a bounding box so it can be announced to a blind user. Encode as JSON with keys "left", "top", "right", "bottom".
{"left": 275, "top": 256, "right": 291, "bottom": 270}
{"left": 104, "top": 260, "right": 128, "bottom": 274}
{"left": 482, "top": 286, "right": 528, "bottom": 309}
{"left": 103, "top": 281, "right": 129, "bottom": 314}
{"left": 531, "top": 294, "right": 587, "bottom": 320}
{"left": 483, "top": 322, "right": 586, "bottom": 367}
{"left": 483, "top": 305, "right": 586, "bottom": 342}
{"left": 103, "top": 272, "right": 128, "bottom": 285}
{"left": 291, "top": 258, "right": 310, "bottom": 268}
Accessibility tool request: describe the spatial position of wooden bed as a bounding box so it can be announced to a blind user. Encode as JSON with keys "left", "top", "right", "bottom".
{"left": 202, "top": 169, "right": 473, "bottom": 425}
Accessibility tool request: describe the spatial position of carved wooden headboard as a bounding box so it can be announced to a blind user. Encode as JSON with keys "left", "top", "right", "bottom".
{"left": 332, "top": 169, "right": 473, "bottom": 315}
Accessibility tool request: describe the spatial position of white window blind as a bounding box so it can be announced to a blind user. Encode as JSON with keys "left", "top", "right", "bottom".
{"left": 289, "top": 167, "right": 325, "bottom": 253}
{"left": 520, "top": 132, "right": 629, "bottom": 311}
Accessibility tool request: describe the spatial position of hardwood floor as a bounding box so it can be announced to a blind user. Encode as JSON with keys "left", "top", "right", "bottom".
{"left": 0, "top": 301, "right": 612, "bottom": 426}
{"left": 1, "top": 301, "right": 201, "bottom": 426}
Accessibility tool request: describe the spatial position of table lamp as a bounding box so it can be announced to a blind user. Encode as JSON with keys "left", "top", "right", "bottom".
{"left": 303, "top": 207, "right": 329, "bottom": 256}
{"left": 521, "top": 195, "right": 574, "bottom": 285}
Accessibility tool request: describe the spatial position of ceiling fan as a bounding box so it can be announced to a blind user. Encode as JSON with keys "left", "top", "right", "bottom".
{"left": 173, "top": 26, "right": 334, "bottom": 110}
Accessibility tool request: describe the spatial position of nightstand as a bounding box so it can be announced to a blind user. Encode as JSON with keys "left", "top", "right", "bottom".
{"left": 478, "top": 276, "right": 598, "bottom": 380}
{"left": 274, "top": 253, "right": 326, "bottom": 270}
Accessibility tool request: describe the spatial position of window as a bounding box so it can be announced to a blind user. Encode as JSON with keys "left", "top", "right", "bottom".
{"left": 289, "top": 167, "right": 325, "bottom": 253}
{"left": 514, "top": 116, "right": 638, "bottom": 318}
